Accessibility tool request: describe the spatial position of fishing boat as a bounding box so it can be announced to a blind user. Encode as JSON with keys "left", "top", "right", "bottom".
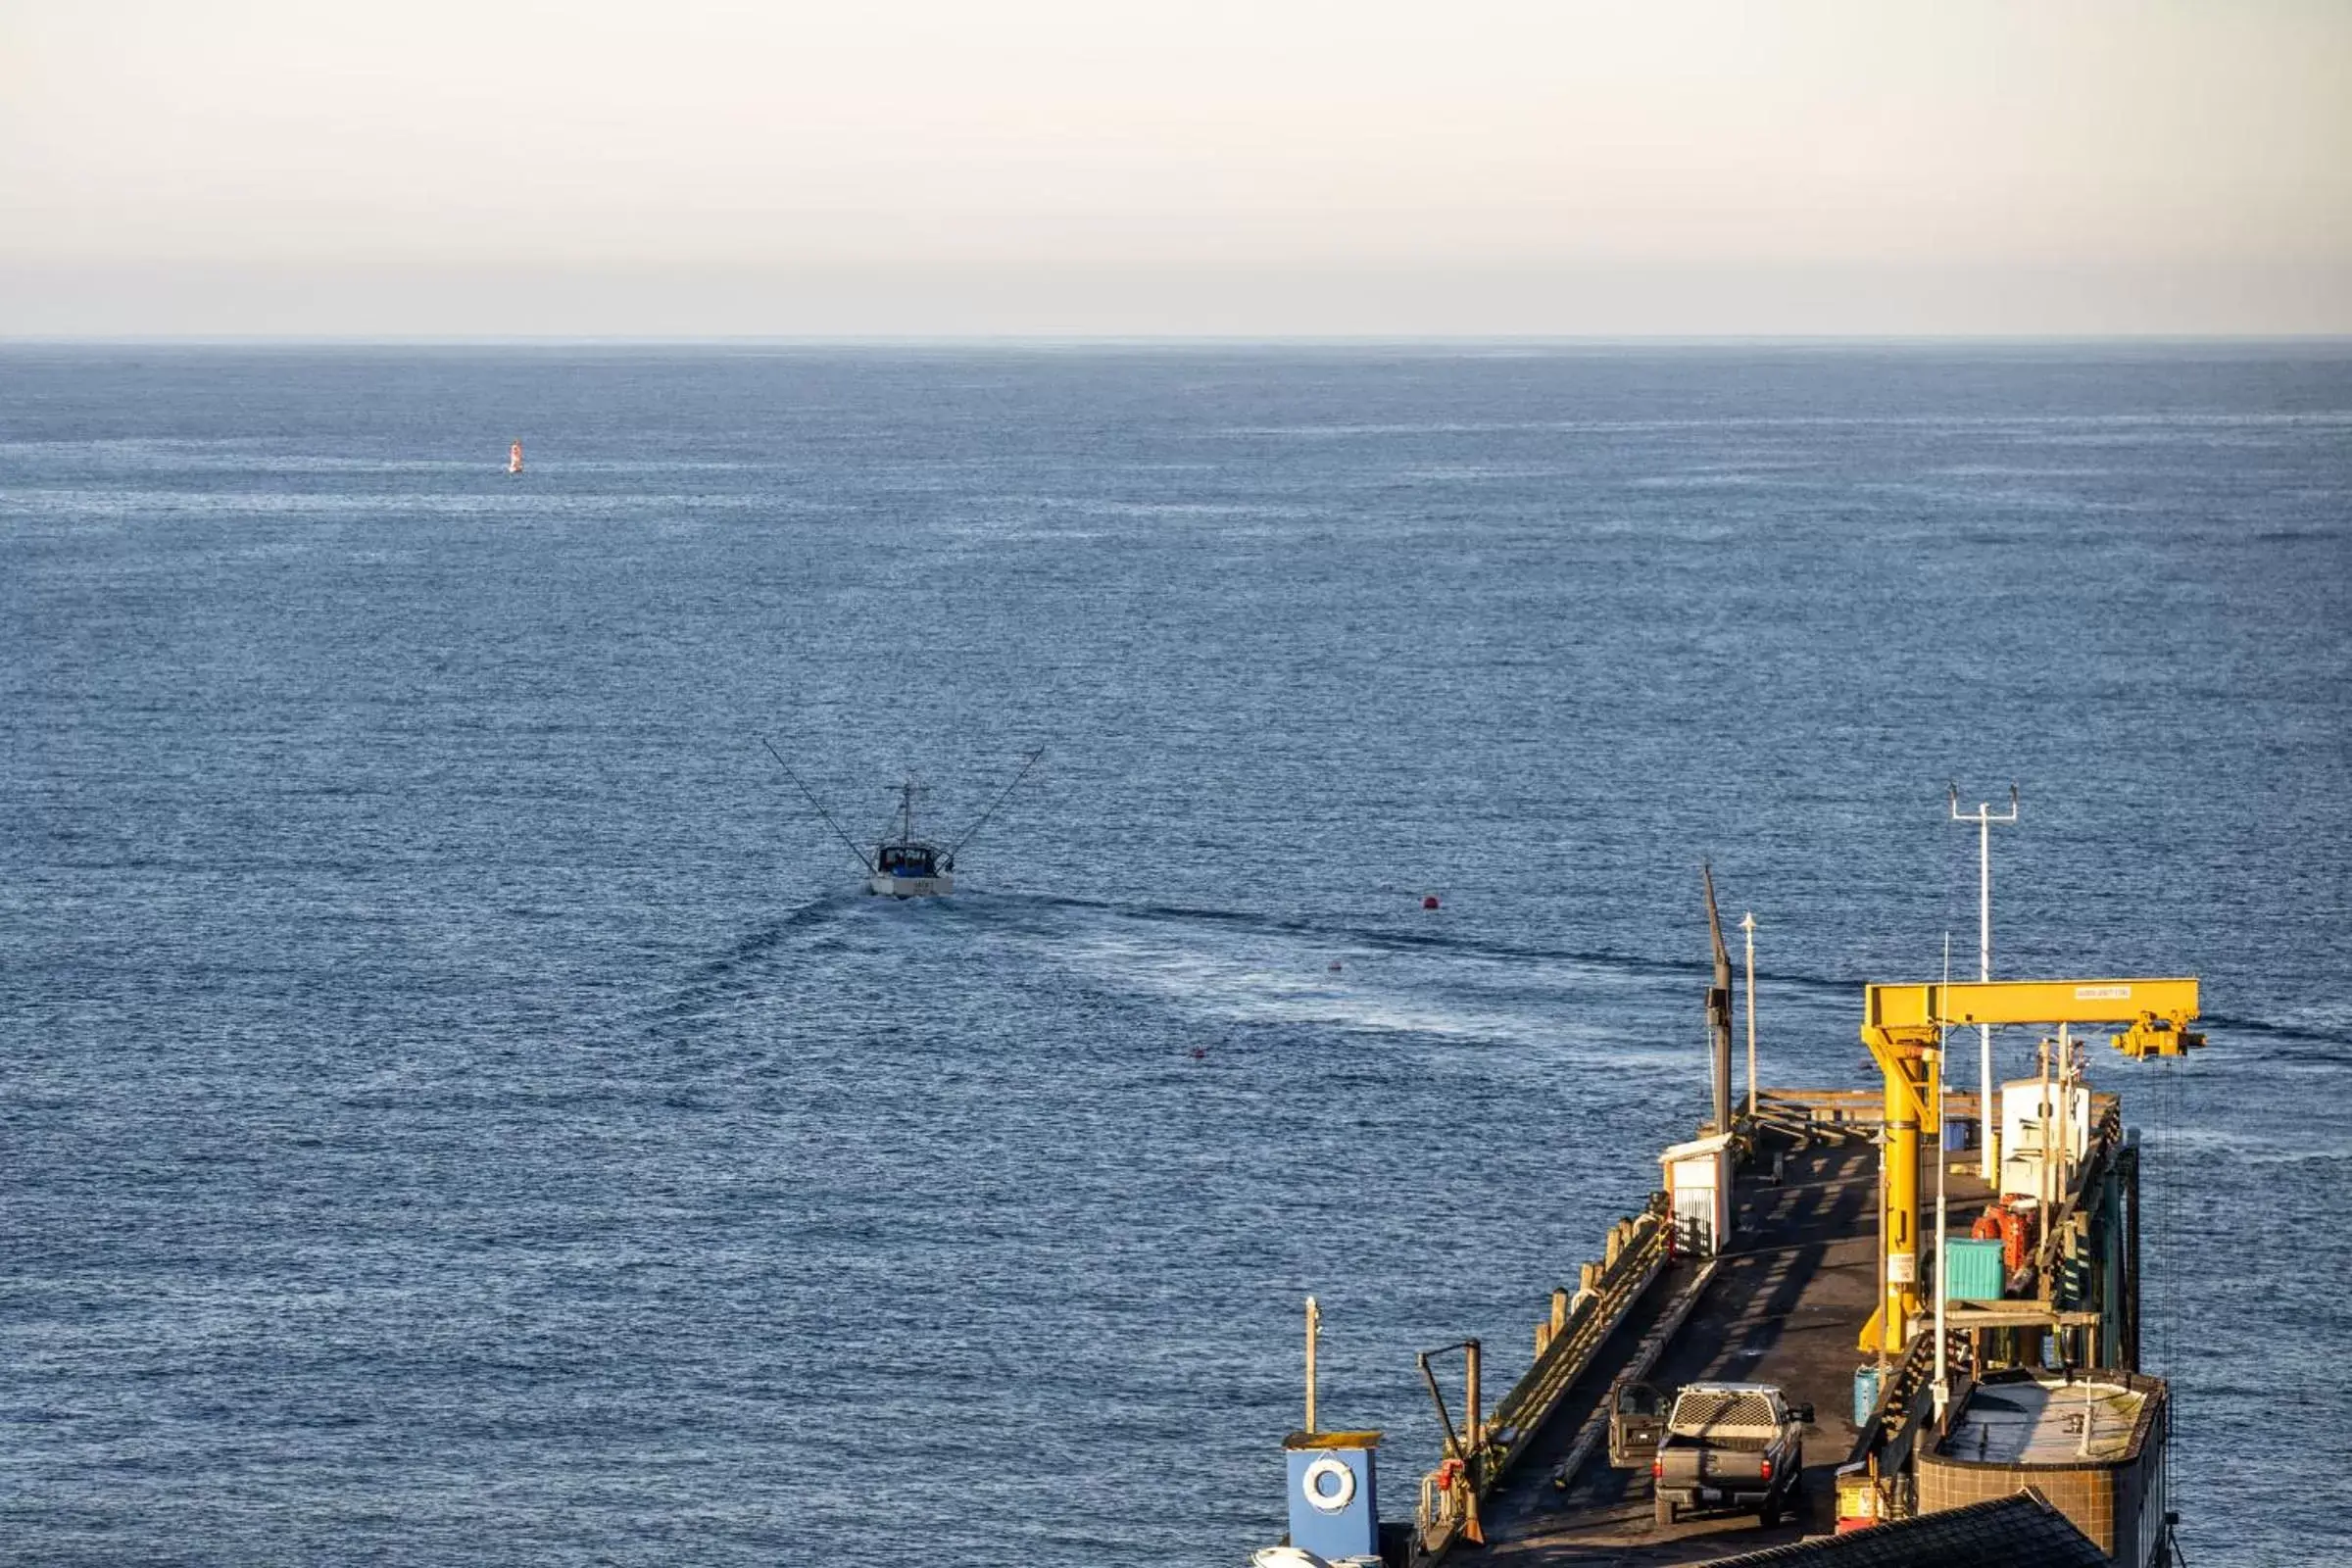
{"left": 761, "top": 742, "right": 1043, "bottom": 899}
{"left": 865, "top": 778, "right": 954, "bottom": 898}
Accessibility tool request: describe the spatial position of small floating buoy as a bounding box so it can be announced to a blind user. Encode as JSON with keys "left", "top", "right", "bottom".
{"left": 508, "top": 441, "right": 524, "bottom": 474}
{"left": 1189, "top": 1046, "right": 1207, "bottom": 1060}
{"left": 1423, "top": 894, "right": 1442, "bottom": 910}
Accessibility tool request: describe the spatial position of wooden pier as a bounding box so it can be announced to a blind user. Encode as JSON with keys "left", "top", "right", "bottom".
{"left": 1479, "top": 1131, "right": 1970, "bottom": 1562}
{"left": 1394, "top": 1079, "right": 2153, "bottom": 1567}
{"left": 1263, "top": 951, "right": 2191, "bottom": 1568}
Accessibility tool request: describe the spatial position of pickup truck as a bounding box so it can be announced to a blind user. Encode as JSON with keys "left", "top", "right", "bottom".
{"left": 1648, "top": 1381, "right": 1812, "bottom": 1528}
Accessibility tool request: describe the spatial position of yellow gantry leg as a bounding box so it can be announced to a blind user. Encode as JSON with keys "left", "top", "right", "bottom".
{"left": 1862, "top": 1034, "right": 1936, "bottom": 1356}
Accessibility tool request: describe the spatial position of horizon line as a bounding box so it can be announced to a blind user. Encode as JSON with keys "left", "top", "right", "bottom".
{"left": 8, "top": 331, "right": 2352, "bottom": 349}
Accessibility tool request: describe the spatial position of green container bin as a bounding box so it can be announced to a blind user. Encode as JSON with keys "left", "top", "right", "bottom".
{"left": 1942, "top": 1236, "right": 2006, "bottom": 1301}
{"left": 1852, "top": 1364, "right": 1885, "bottom": 1428}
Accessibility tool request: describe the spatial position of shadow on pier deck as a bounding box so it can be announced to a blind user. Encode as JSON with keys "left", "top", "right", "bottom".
{"left": 1471, "top": 1139, "right": 1991, "bottom": 1565}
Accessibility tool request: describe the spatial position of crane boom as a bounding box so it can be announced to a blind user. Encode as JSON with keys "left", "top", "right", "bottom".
{"left": 1863, "top": 977, "right": 2202, "bottom": 1056}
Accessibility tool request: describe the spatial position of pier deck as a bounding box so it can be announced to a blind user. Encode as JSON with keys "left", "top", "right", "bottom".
{"left": 1473, "top": 1138, "right": 1993, "bottom": 1564}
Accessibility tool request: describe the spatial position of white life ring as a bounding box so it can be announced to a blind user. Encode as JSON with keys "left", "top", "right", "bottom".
{"left": 1300, "top": 1455, "right": 1356, "bottom": 1514}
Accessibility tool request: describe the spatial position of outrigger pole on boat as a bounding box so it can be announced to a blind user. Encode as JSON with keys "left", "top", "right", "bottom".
{"left": 760, "top": 738, "right": 876, "bottom": 874}
{"left": 949, "top": 747, "right": 1046, "bottom": 859}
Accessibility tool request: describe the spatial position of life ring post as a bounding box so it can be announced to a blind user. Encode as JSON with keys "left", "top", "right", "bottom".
{"left": 1303, "top": 1295, "right": 1320, "bottom": 1436}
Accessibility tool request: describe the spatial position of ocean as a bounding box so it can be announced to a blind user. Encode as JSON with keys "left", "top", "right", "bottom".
{"left": 4, "top": 343, "right": 2347, "bottom": 1565}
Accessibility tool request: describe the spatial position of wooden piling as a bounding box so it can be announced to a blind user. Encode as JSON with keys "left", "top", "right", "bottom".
{"left": 1465, "top": 1339, "right": 1482, "bottom": 1452}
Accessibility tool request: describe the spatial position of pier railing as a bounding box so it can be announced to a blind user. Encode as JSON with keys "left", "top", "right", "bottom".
{"left": 1838, "top": 1325, "right": 1975, "bottom": 1525}
{"left": 1414, "top": 1195, "right": 1674, "bottom": 1555}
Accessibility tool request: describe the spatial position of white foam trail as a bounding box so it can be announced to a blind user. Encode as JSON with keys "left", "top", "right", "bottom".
{"left": 1021, "top": 917, "right": 1690, "bottom": 1064}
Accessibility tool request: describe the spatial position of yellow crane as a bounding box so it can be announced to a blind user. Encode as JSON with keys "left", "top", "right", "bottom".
{"left": 1857, "top": 976, "right": 2204, "bottom": 1355}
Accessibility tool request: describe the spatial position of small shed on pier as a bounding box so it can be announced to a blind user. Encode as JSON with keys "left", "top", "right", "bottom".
{"left": 1661, "top": 1132, "right": 1735, "bottom": 1255}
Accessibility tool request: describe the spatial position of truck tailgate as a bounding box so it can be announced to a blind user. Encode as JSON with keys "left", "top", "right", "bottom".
{"left": 1659, "top": 1446, "right": 1769, "bottom": 1488}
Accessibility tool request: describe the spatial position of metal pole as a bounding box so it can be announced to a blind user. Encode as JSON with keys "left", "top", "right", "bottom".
{"left": 1934, "top": 1163, "right": 1949, "bottom": 1419}
{"left": 1980, "top": 808, "right": 1992, "bottom": 1179}
{"left": 1951, "top": 786, "right": 2019, "bottom": 1178}
{"left": 1416, "top": 1349, "right": 1466, "bottom": 1463}
{"left": 1934, "top": 939, "right": 1950, "bottom": 1421}
{"left": 1463, "top": 1339, "right": 1488, "bottom": 1546}
{"left": 1875, "top": 1120, "right": 1890, "bottom": 1371}
{"left": 2055, "top": 1027, "right": 2076, "bottom": 1369}
{"left": 2037, "top": 1038, "right": 2054, "bottom": 1260}
{"left": 2125, "top": 1141, "right": 2142, "bottom": 1370}
{"left": 1304, "top": 1296, "right": 1320, "bottom": 1435}
{"left": 1740, "top": 912, "right": 1759, "bottom": 1116}
{"left": 2057, "top": 1024, "right": 2075, "bottom": 1186}
{"left": 1465, "top": 1338, "right": 1483, "bottom": 1452}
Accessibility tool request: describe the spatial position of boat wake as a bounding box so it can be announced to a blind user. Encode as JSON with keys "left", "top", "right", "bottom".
{"left": 637, "top": 890, "right": 2342, "bottom": 1098}
{"left": 639, "top": 891, "right": 861, "bottom": 1030}
{"left": 1004, "top": 890, "right": 1858, "bottom": 997}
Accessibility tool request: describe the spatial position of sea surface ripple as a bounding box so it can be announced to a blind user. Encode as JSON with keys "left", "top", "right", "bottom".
{"left": 4, "top": 344, "right": 2348, "bottom": 1565}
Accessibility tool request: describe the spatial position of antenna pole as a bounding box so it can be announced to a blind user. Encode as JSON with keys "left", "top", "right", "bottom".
{"left": 1950, "top": 784, "right": 2020, "bottom": 1178}
{"left": 1933, "top": 932, "right": 1952, "bottom": 1423}
{"left": 760, "top": 739, "right": 878, "bottom": 873}
{"left": 1740, "top": 911, "right": 1758, "bottom": 1117}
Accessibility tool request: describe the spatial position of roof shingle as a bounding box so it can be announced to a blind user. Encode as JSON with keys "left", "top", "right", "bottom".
{"left": 1697, "top": 1490, "right": 2106, "bottom": 1567}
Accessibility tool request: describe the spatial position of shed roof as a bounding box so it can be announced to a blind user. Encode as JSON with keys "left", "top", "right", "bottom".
{"left": 1697, "top": 1491, "right": 2104, "bottom": 1567}
{"left": 1937, "top": 1375, "right": 2148, "bottom": 1465}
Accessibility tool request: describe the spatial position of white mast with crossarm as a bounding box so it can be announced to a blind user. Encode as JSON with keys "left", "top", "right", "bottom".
{"left": 1949, "top": 784, "right": 2019, "bottom": 1174}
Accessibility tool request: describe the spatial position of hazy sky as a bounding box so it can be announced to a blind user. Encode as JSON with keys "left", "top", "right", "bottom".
{"left": 4, "top": 1, "right": 2348, "bottom": 335}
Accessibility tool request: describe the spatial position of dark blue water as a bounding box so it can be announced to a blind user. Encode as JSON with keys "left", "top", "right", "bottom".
{"left": 4, "top": 344, "right": 2347, "bottom": 1566}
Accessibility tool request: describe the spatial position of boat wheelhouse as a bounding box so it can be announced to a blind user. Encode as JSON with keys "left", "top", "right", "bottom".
{"left": 868, "top": 787, "right": 955, "bottom": 899}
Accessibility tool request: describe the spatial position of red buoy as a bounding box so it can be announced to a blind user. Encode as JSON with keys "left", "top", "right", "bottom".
{"left": 1423, "top": 895, "right": 1442, "bottom": 910}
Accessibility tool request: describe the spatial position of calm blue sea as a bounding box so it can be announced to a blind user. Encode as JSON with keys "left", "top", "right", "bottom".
{"left": 4, "top": 344, "right": 2348, "bottom": 1566}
